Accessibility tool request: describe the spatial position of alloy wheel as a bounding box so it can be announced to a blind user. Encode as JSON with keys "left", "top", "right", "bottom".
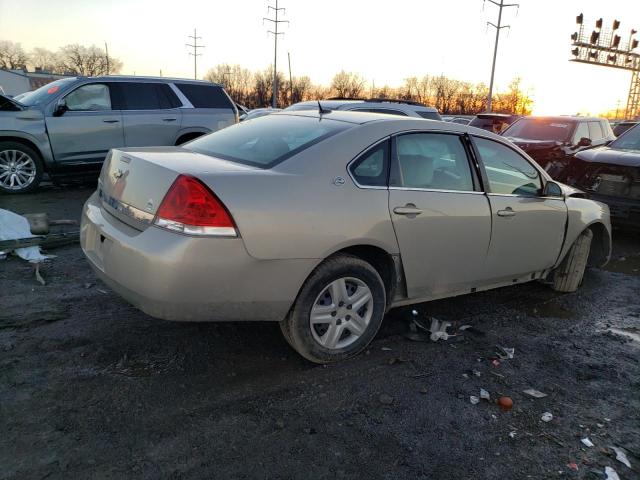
{"left": 0, "top": 149, "right": 37, "bottom": 191}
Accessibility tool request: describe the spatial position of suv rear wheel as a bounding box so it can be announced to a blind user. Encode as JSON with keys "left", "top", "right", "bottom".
{"left": 280, "top": 254, "right": 386, "bottom": 363}
{"left": 0, "top": 141, "right": 44, "bottom": 194}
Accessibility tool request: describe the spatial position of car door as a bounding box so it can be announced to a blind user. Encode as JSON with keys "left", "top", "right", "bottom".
{"left": 45, "top": 82, "right": 124, "bottom": 165}
{"left": 472, "top": 136, "right": 567, "bottom": 281}
{"left": 116, "top": 82, "right": 183, "bottom": 147}
{"left": 386, "top": 132, "right": 492, "bottom": 298}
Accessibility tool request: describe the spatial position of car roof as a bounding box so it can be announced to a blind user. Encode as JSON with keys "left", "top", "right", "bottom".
{"left": 74, "top": 75, "right": 224, "bottom": 87}
{"left": 516, "top": 115, "right": 606, "bottom": 122}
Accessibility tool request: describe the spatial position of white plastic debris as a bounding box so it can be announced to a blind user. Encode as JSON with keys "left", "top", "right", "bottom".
{"left": 429, "top": 318, "right": 453, "bottom": 341}
{"left": 611, "top": 447, "right": 631, "bottom": 468}
{"left": 541, "top": 412, "right": 553, "bottom": 422}
{"left": 509, "top": 431, "right": 517, "bottom": 438}
{"left": 0, "top": 209, "right": 52, "bottom": 263}
{"left": 581, "top": 438, "right": 594, "bottom": 447}
{"left": 496, "top": 346, "right": 515, "bottom": 360}
{"left": 523, "top": 388, "right": 548, "bottom": 398}
{"left": 470, "top": 395, "right": 480, "bottom": 405}
{"left": 480, "top": 388, "right": 490, "bottom": 401}
{"left": 605, "top": 466, "right": 620, "bottom": 480}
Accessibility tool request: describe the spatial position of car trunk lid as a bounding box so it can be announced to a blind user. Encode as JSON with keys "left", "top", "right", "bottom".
{"left": 98, "top": 146, "right": 257, "bottom": 231}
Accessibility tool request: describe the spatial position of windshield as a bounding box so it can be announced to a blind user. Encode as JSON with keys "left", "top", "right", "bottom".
{"left": 184, "top": 114, "right": 353, "bottom": 168}
{"left": 18, "top": 78, "right": 76, "bottom": 107}
{"left": 503, "top": 119, "right": 572, "bottom": 142}
{"left": 610, "top": 123, "right": 640, "bottom": 150}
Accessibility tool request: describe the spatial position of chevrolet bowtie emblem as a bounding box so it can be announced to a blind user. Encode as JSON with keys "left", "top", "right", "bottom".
{"left": 113, "top": 169, "right": 124, "bottom": 179}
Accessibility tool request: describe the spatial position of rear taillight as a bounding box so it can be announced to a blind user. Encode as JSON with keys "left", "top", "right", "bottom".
{"left": 154, "top": 175, "right": 237, "bottom": 236}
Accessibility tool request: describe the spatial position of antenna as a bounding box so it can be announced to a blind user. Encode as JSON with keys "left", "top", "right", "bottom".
{"left": 318, "top": 100, "right": 331, "bottom": 115}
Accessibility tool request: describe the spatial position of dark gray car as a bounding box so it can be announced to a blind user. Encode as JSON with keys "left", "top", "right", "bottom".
{"left": 0, "top": 76, "right": 237, "bottom": 193}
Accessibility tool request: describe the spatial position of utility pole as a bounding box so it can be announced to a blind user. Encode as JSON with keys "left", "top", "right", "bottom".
{"left": 287, "top": 52, "right": 293, "bottom": 105}
{"left": 264, "top": 0, "right": 289, "bottom": 108}
{"left": 104, "top": 41, "right": 110, "bottom": 75}
{"left": 186, "top": 29, "right": 205, "bottom": 80}
{"left": 485, "top": 0, "right": 518, "bottom": 111}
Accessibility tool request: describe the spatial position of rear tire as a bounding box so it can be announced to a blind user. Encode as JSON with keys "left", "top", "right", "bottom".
{"left": 552, "top": 229, "right": 593, "bottom": 293}
{"left": 0, "top": 141, "right": 43, "bottom": 194}
{"left": 280, "top": 254, "right": 386, "bottom": 364}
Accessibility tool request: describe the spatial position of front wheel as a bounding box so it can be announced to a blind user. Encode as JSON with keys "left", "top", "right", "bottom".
{"left": 280, "top": 254, "right": 386, "bottom": 363}
{"left": 552, "top": 229, "right": 593, "bottom": 293}
{"left": 0, "top": 142, "right": 44, "bottom": 194}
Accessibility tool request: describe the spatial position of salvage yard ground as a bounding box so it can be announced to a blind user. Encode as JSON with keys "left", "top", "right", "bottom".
{"left": 1, "top": 183, "right": 639, "bottom": 479}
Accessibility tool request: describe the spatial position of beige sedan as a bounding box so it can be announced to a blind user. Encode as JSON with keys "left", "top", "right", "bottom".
{"left": 81, "top": 110, "right": 611, "bottom": 363}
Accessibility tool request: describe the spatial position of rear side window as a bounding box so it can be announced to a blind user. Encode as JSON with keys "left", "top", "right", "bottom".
{"left": 175, "top": 83, "right": 233, "bottom": 109}
{"left": 474, "top": 137, "right": 542, "bottom": 196}
{"left": 184, "top": 115, "right": 352, "bottom": 168}
{"left": 117, "top": 82, "right": 175, "bottom": 110}
{"left": 391, "top": 133, "right": 475, "bottom": 191}
{"left": 417, "top": 111, "right": 441, "bottom": 120}
{"left": 588, "top": 121, "right": 603, "bottom": 140}
{"left": 349, "top": 141, "right": 389, "bottom": 186}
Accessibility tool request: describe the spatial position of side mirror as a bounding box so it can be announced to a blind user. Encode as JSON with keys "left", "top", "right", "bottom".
{"left": 577, "top": 137, "right": 592, "bottom": 148}
{"left": 543, "top": 180, "right": 564, "bottom": 198}
{"left": 53, "top": 99, "right": 68, "bottom": 117}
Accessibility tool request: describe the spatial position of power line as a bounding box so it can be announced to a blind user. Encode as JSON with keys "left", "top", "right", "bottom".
{"left": 264, "top": 0, "right": 289, "bottom": 108}
{"left": 485, "top": 0, "right": 519, "bottom": 112}
{"left": 186, "top": 28, "right": 205, "bottom": 80}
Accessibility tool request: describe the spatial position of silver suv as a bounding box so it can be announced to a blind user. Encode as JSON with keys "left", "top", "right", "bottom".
{"left": 285, "top": 98, "right": 442, "bottom": 120}
{"left": 0, "top": 76, "right": 238, "bottom": 193}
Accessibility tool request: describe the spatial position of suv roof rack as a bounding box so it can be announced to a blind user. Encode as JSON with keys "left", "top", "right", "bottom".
{"left": 365, "top": 98, "right": 427, "bottom": 107}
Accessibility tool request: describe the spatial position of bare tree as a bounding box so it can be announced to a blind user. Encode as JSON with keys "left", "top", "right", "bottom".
{"left": 29, "top": 47, "right": 58, "bottom": 72}
{"left": 56, "top": 44, "right": 122, "bottom": 76}
{"left": 0, "top": 41, "right": 28, "bottom": 69}
{"left": 330, "top": 71, "right": 366, "bottom": 98}
{"left": 204, "top": 63, "right": 254, "bottom": 105}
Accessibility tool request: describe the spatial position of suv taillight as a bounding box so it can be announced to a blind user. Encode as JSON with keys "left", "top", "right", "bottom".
{"left": 154, "top": 175, "right": 237, "bottom": 236}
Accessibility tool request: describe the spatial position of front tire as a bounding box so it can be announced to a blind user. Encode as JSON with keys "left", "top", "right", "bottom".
{"left": 0, "top": 142, "right": 44, "bottom": 194}
{"left": 552, "top": 229, "right": 593, "bottom": 293}
{"left": 280, "top": 254, "right": 386, "bottom": 363}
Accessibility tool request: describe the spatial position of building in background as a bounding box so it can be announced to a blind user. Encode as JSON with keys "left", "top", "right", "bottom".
{"left": 0, "top": 68, "right": 70, "bottom": 97}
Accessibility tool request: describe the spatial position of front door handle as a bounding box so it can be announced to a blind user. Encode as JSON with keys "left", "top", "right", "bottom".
{"left": 102, "top": 119, "right": 119, "bottom": 123}
{"left": 497, "top": 207, "right": 516, "bottom": 217}
{"left": 393, "top": 205, "right": 423, "bottom": 216}
{"left": 162, "top": 118, "right": 177, "bottom": 122}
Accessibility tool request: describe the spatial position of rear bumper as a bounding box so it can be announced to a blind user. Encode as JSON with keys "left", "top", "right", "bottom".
{"left": 80, "top": 192, "right": 317, "bottom": 321}
{"left": 588, "top": 193, "right": 640, "bottom": 229}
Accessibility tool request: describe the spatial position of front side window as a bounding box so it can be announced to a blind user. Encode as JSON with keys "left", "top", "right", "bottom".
{"left": 184, "top": 114, "right": 352, "bottom": 168}
{"left": 474, "top": 137, "right": 542, "bottom": 196}
{"left": 572, "top": 122, "right": 589, "bottom": 144}
{"left": 391, "top": 133, "right": 474, "bottom": 191}
{"left": 64, "top": 83, "right": 111, "bottom": 111}
{"left": 349, "top": 141, "right": 389, "bottom": 186}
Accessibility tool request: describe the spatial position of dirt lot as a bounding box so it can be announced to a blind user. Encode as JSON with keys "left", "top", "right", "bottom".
{"left": 1, "top": 184, "right": 639, "bottom": 480}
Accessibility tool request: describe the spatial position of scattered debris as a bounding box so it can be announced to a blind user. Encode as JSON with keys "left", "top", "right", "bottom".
{"left": 458, "top": 325, "right": 486, "bottom": 336}
{"left": 97, "top": 289, "right": 108, "bottom": 295}
{"left": 498, "top": 397, "right": 513, "bottom": 411}
{"left": 0, "top": 209, "right": 54, "bottom": 262}
{"left": 35, "top": 263, "right": 46, "bottom": 286}
{"left": 610, "top": 446, "right": 631, "bottom": 468}
{"left": 604, "top": 466, "right": 620, "bottom": 480}
{"left": 523, "top": 388, "right": 548, "bottom": 399}
{"left": 541, "top": 412, "right": 553, "bottom": 422}
{"left": 581, "top": 438, "right": 595, "bottom": 448}
{"left": 379, "top": 394, "right": 394, "bottom": 405}
{"left": 492, "top": 359, "right": 501, "bottom": 368}
{"left": 567, "top": 462, "right": 579, "bottom": 471}
{"left": 480, "top": 388, "right": 490, "bottom": 401}
{"left": 419, "top": 387, "right": 428, "bottom": 395}
{"left": 381, "top": 347, "right": 392, "bottom": 351}
{"left": 84, "top": 283, "right": 93, "bottom": 289}
{"left": 470, "top": 395, "right": 480, "bottom": 405}
{"left": 509, "top": 431, "right": 517, "bottom": 438}
{"left": 495, "top": 346, "right": 515, "bottom": 360}
{"left": 429, "top": 317, "right": 455, "bottom": 342}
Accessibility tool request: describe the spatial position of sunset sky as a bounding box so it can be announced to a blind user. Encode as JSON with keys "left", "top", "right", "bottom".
{"left": 0, "top": 0, "right": 637, "bottom": 115}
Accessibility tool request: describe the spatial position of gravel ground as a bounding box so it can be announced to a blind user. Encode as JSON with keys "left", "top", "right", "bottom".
{"left": 1, "top": 184, "right": 639, "bottom": 480}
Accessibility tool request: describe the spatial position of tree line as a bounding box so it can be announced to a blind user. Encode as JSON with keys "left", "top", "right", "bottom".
{"left": 205, "top": 65, "right": 533, "bottom": 115}
{"left": 1, "top": 40, "right": 532, "bottom": 115}
{"left": 0, "top": 40, "right": 122, "bottom": 76}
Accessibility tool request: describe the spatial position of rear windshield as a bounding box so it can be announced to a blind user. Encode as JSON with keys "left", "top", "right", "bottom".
{"left": 175, "top": 83, "right": 233, "bottom": 109}
{"left": 610, "top": 124, "right": 640, "bottom": 150}
{"left": 417, "top": 111, "right": 442, "bottom": 120}
{"left": 283, "top": 103, "right": 317, "bottom": 111}
{"left": 184, "top": 114, "right": 352, "bottom": 168}
{"left": 18, "top": 78, "right": 76, "bottom": 107}
{"left": 503, "top": 119, "right": 572, "bottom": 141}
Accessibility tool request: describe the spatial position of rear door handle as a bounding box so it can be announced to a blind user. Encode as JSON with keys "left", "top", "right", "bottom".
{"left": 497, "top": 208, "right": 516, "bottom": 217}
{"left": 162, "top": 118, "right": 177, "bottom": 122}
{"left": 102, "top": 119, "right": 119, "bottom": 123}
{"left": 393, "top": 205, "right": 423, "bottom": 216}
